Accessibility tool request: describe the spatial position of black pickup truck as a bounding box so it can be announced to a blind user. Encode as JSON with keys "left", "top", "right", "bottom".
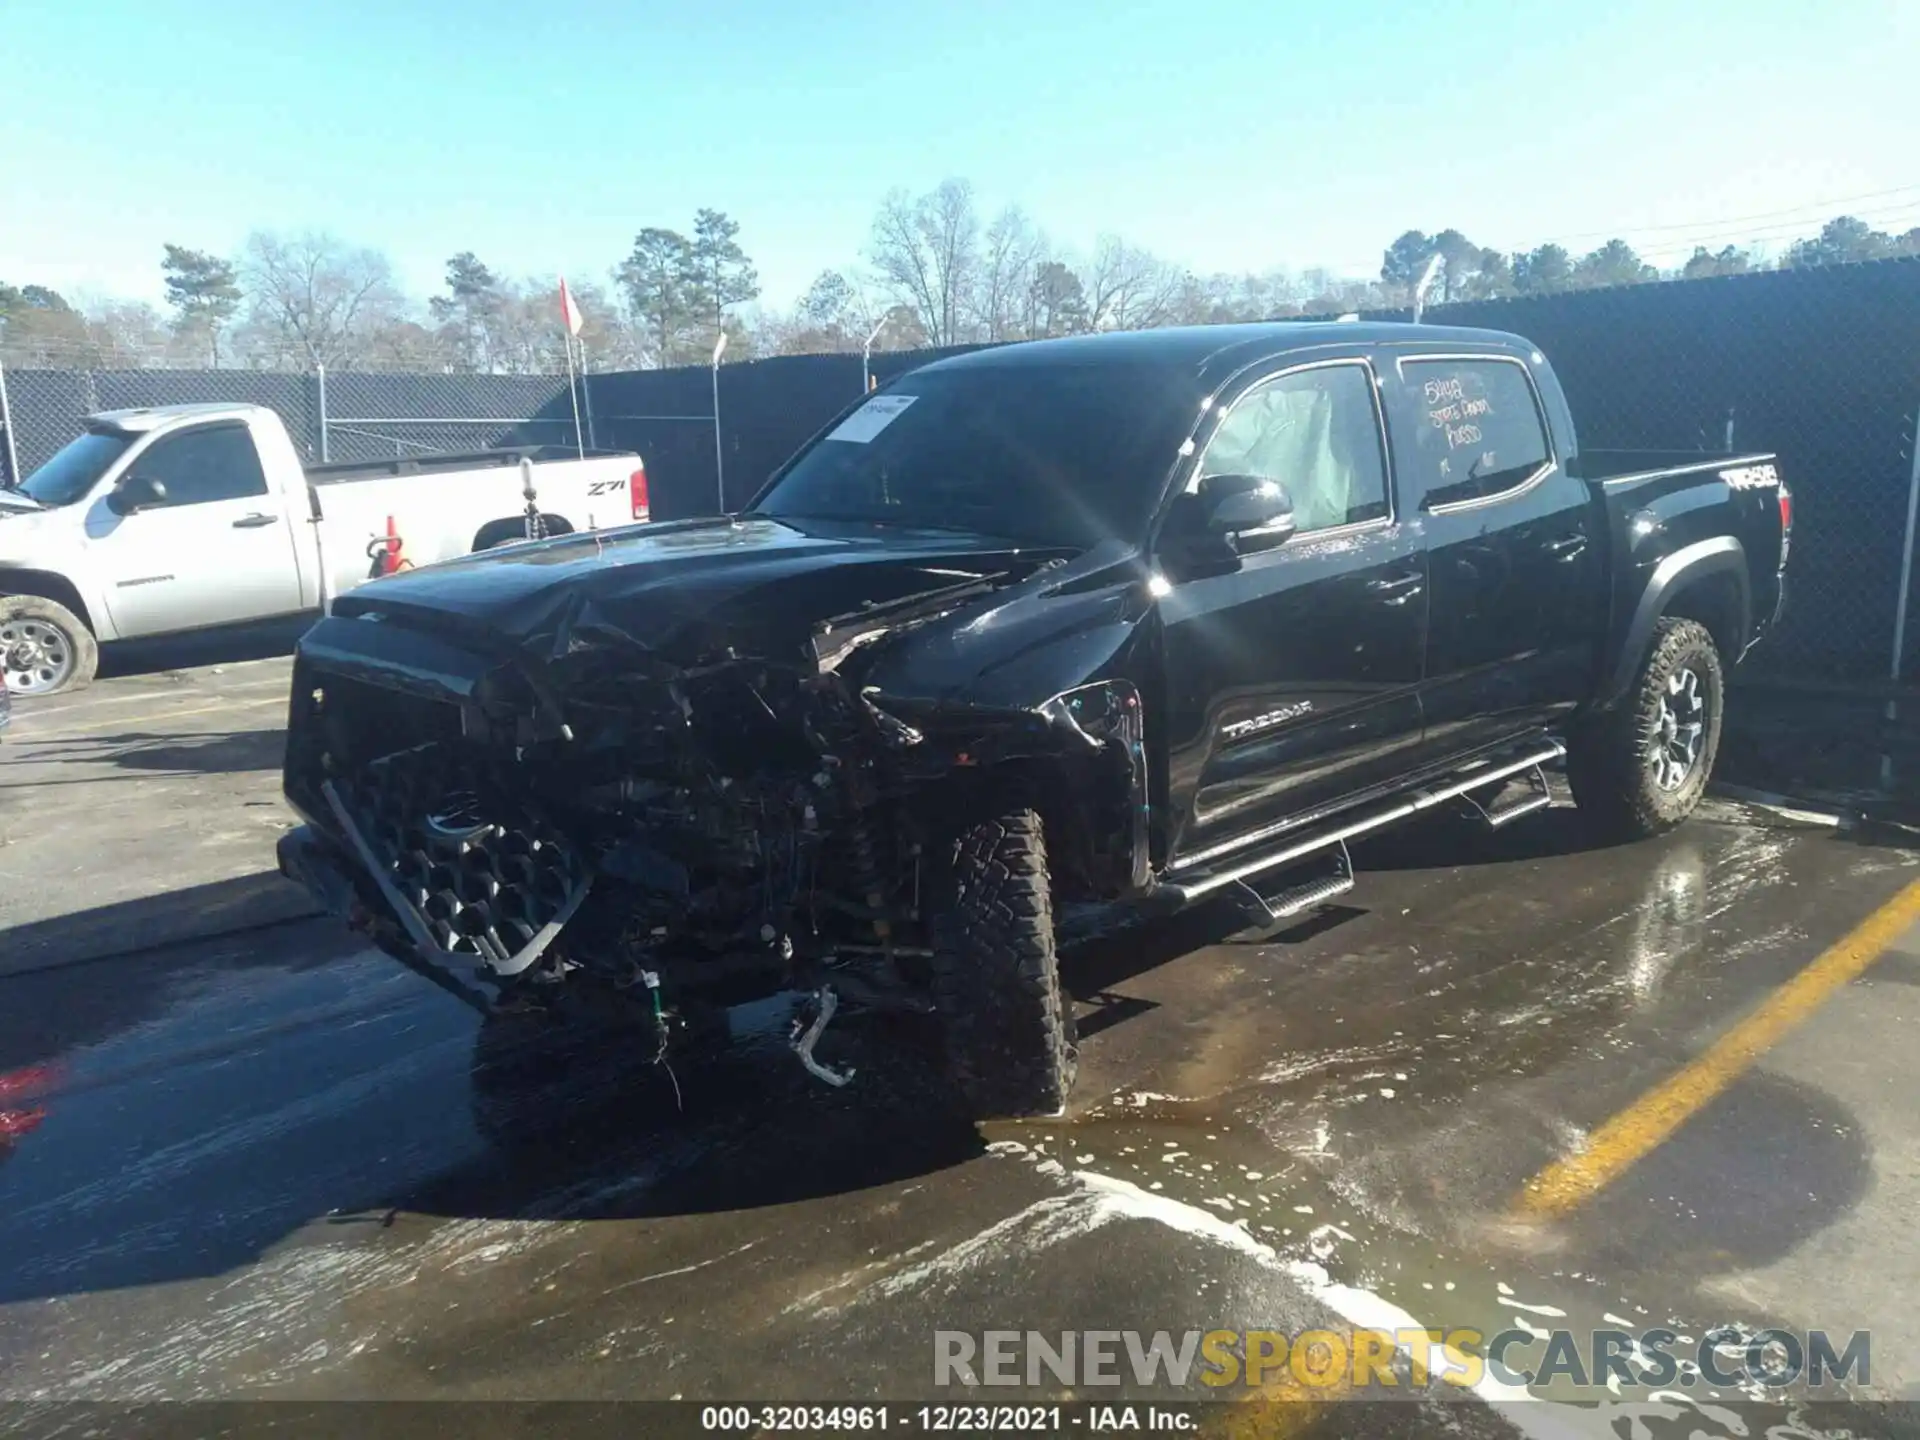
{"left": 277, "top": 322, "right": 1791, "bottom": 1120}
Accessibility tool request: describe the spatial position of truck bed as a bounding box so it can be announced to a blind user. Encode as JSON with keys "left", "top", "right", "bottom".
{"left": 304, "top": 446, "right": 625, "bottom": 487}
{"left": 1581, "top": 448, "right": 1777, "bottom": 485}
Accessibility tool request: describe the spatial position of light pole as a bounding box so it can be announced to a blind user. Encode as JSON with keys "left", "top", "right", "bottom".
{"left": 861, "top": 314, "right": 889, "bottom": 395}
{"left": 711, "top": 331, "right": 728, "bottom": 515}
{"left": 0, "top": 360, "right": 20, "bottom": 488}
{"left": 1411, "top": 251, "right": 1445, "bottom": 324}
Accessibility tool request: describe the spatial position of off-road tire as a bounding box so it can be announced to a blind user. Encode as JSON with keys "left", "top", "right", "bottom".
{"left": 1567, "top": 617, "right": 1724, "bottom": 840}
{"left": 0, "top": 594, "right": 98, "bottom": 697}
{"left": 928, "top": 805, "right": 1077, "bottom": 1120}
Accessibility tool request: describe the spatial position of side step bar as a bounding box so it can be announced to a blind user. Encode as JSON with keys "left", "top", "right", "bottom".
{"left": 1229, "top": 841, "right": 1354, "bottom": 926}
{"left": 1460, "top": 760, "right": 1553, "bottom": 829}
{"left": 1162, "top": 740, "right": 1565, "bottom": 906}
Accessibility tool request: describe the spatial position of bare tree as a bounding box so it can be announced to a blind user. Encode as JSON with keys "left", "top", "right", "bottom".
{"left": 756, "top": 269, "right": 860, "bottom": 354}
{"left": 1023, "top": 261, "right": 1089, "bottom": 338}
{"left": 83, "top": 300, "right": 175, "bottom": 367}
{"left": 446, "top": 277, "right": 624, "bottom": 375}
{"left": 0, "top": 284, "right": 91, "bottom": 366}
{"left": 868, "top": 179, "right": 979, "bottom": 346}
{"left": 238, "top": 231, "right": 403, "bottom": 369}
{"left": 1080, "top": 235, "right": 1178, "bottom": 331}
{"left": 971, "top": 206, "right": 1047, "bottom": 341}
{"left": 361, "top": 319, "right": 449, "bottom": 372}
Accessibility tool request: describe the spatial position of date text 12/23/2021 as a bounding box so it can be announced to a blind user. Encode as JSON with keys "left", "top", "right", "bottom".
{"left": 699, "top": 1405, "right": 1195, "bottom": 1431}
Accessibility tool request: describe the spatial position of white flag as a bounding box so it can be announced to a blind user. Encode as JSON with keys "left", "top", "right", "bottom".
{"left": 559, "top": 275, "right": 584, "bottom": 337}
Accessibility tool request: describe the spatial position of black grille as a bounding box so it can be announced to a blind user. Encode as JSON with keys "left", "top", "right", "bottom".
{"left": 342, "top": 743, "right": 589, "bottom": 971}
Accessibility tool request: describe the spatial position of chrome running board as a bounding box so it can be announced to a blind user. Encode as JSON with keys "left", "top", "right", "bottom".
{"left": 1163, "top": 740, "right": 1565, "bottom": 905}
{"left": 1229, "top": 840, "right": 1355, "bottom": 925}
{"left": 1461, "top": 759, "right": 1554, "bottom": 829}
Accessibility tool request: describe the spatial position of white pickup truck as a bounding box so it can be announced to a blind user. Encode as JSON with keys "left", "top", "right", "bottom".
{"left": 0, "top": 402, "right": 649, "bottom": 695}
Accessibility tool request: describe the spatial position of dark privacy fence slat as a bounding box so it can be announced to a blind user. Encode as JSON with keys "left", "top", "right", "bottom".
{"left": 1413, "top": 260, "right": 1920, "bottom": 684}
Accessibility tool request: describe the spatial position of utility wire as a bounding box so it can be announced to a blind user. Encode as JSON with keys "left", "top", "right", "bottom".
{"left": 1531, "top": 182, "right": 1920, "bottom": 249}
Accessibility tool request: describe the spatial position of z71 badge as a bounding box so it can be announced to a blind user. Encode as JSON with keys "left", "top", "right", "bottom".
{"left": 1222, "top": 700, "right": 1315, "bottom": 740}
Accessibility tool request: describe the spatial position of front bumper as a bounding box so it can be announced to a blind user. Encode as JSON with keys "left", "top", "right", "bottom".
{"left": 279, "top": 823, "right": 502, "bottom": 1013}
{"left": 276, "top": 824, "right": 361, "bottom": 920}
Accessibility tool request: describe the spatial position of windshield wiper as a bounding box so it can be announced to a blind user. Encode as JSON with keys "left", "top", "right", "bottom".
{"left": 764, "top": 511, "right": 1015, "bottom": 540}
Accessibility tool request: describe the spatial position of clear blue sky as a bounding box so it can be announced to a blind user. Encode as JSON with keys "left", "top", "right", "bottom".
{"left": 2, "top": 0, "right": 1916, "bottom": 311}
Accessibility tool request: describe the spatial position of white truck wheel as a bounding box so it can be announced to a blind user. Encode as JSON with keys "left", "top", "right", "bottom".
{"left": 0, "top": 595, "right": 99, "bottom": 697}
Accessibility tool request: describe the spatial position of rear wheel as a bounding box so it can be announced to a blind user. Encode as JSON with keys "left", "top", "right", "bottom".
{"left": 927, "top": 805, "right": 1077, "bottom": 1120}
{"left": 0, "top": 595, "right": 97, "bottom": 697}
{"left": 1567, "top": 617, "right": 1724, "bottom": 839}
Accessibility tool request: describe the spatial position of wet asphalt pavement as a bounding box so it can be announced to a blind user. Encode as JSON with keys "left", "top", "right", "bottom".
{"left": 4, "top": 658, "right": 1920, "bottom": 1437}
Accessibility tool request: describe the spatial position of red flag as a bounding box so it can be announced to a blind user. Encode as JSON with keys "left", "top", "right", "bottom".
{"left": 559, "top": 276, "right": 584, "bottom": 337}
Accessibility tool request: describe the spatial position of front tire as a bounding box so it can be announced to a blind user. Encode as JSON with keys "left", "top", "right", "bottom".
{"left": 1567, "top": 617, "right": 1724, "bottom": 839}
{"left": 0, "top": 595, "right": 98, "bottom": 697}
{"left": 928, "top": 805, "right": 1077, "bottom": 1120}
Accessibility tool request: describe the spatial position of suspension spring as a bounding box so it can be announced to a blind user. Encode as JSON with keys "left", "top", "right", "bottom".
{"left": 846, "top": 814, "right": 890, "bottom": 940}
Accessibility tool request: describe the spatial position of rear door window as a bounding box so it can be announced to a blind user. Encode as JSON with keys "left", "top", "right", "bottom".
{"left": 1399, "top": 358, "right": 1552, "bottom": 510}
{"left": 129, "top": 424, "right": 268, "bottom": 506}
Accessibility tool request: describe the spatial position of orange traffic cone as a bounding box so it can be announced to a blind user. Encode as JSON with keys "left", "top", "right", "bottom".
{"left": 382, "top": 515, "right": 404, "bottom": 576}
{"left": 368, "top": 516, "right": 406, "bottom": 578}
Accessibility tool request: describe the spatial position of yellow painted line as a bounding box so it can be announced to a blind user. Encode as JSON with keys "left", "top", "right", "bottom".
{"left": 7, "top": 660, "right": 293, "bottom": 716}
{"left": 1210, "top": 1373, "right": 1345, "bottom": 1440}
{"left": 1515, "top": 872, "right": 1920, "bottom": 1217}
{"left": 6, "top": 696, "right": 286, "bottom": 740}
{"left": 1202, "top": 1337, "right": 1373, "bottom": 1440}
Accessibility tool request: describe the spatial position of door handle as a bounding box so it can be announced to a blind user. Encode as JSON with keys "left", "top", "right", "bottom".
{"left": 233, "top": 513, "right": 279, "bottom": 529}
{"left": 1545, "top": 533, "right": 1588, "bottom": 561}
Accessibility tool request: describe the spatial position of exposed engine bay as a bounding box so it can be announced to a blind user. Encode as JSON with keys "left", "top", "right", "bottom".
{"left": 281, "top": 560, "right": 1149, "bottom": 1084}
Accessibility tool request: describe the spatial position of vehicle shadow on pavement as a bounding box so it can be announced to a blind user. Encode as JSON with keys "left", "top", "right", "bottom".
{"left": 1467, "top": 1067, "right": 1875, "bottom": 1314}
{"left": 95, "top": 616, "right": 312, "bottom": 681}
{"left": 1354, "top": 801, "right": 1635, "bottom": 872}
{"left": 398, "top": 895, "right": 1412, "bottom": 1229}
{"left": 110, "top": 728, "right": 287, "bottom": 775}
{"left": 15, "top": 728, "right": 288, "bottom": 776}
{"left": 0, "top": 870, "right": 322, "bottom": 979}
{"left": 1560, "top": 1067, "right": 1871, "bottom": 1281}
{"left": 396, "top": 1012, "right": 991, "bottom": 1225}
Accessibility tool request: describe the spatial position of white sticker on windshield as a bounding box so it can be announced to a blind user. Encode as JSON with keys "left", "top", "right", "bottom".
{"left": 826, "top": 393, "right": 917, "bottom": 444}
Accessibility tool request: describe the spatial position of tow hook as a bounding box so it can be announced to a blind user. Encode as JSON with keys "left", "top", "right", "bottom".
{"left": 790, "top": 987, "right": 856, "bottom": 1088}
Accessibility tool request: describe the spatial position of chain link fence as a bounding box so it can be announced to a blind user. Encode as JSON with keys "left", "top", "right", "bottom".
{"left": 0, "top": 365, "right": 315, "bottom": 480}
{"left": 314, "top": 371, "right": 578, "bottom": 463}
{"left": 0, "top": 365, "right": 583, "bottom": 477}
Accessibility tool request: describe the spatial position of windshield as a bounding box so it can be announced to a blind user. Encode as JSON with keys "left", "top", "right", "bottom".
{"left": 19, "top": 430, "right": 134, "bottom": 507}
{"left": 751, "top": 363, "right": 1200, "bottom": 549}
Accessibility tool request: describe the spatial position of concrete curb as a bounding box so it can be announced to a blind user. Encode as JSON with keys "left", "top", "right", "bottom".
{"left": 1712, "top": 780, "right": 1920, "bottom": 845}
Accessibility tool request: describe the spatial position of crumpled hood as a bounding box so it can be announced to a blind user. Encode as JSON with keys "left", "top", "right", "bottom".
{"left": 327, "top": 515, "right": 1066, "bottom": 667}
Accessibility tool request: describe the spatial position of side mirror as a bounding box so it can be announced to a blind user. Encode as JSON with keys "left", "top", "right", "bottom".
{"left": 108, "top": 474, "right": 167, "bottom": 515}
{"left": 1200, "top": 474, "right": 1296, "bottom": 547}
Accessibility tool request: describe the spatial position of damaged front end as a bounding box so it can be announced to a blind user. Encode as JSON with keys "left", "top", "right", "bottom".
{"left": 279, "top": 556, "right": 1151, "bottom": 1081}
